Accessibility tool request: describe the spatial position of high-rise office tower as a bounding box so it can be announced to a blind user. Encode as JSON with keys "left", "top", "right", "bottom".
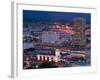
{"left": 73, "top": 17, "right": 86, "bottom": 45}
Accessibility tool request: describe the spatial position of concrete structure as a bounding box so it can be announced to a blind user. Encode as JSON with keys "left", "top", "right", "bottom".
{"left": 41, "top": 31, "right": 60, "bottom": 43}
{"left": 36, "top": 49, "right": 61, "bottom": 62}
{"left": 23, "top": 43, "right": 33, "bottom": 49}
{"left": 85, "top": 24, "right": 91, "bottom": 41}
{"left": 73, "top": 17, "right": 86, "bottom": 44}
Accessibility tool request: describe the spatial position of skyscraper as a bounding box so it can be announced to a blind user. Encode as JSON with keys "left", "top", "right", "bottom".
{"left": 73, "top": 17, "right": 86, "bottom": 45}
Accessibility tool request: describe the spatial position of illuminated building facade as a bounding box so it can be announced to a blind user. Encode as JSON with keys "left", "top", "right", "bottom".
{"left": 73, "top": 17, "right": 86, "bottom": 45}
{"left": 36, "top": 49, "right": 61, "bottom": 62}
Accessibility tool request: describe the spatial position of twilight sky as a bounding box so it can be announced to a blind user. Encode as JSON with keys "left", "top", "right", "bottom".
{"left": 23, "top": 10, "right": 91, "bottom": 24}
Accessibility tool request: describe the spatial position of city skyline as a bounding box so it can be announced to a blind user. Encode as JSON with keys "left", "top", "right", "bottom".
{"left": 23, "top": 10, "right": 91, "bottom": 69}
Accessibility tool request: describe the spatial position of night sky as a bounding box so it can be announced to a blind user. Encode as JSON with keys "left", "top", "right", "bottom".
{"left": 23, "top": 10, "right": 91, "bottom": 24}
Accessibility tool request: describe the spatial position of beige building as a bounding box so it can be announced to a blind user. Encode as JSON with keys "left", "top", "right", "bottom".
{"left": 73, "top": 17, "right": 86, "bottom": 44}
{"left": 36, "top": 49, "right": 61, "bottom": 62}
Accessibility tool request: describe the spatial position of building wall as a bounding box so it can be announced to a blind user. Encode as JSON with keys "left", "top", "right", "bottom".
{"left": 74, "top": 17, "right": 86, "bottom": 44}
{"left": 41, "top": 31, "right": 60, "bottom": 43}
{"left": 37, "top": 55, "right": 56, "bottom": 62}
